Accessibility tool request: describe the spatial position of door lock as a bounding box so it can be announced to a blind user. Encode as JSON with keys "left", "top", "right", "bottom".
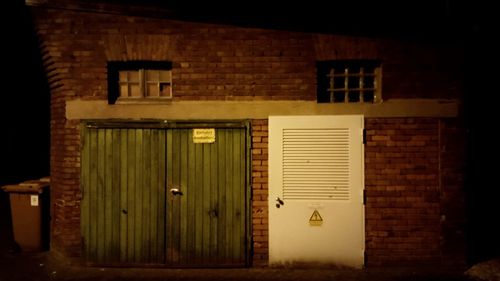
{"left": 170, "top": 188, "right": 183, "bottom": 196}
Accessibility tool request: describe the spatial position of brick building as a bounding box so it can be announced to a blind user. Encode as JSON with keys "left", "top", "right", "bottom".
{"left": 28, "top": 0, "right": 466, "bottom": 268}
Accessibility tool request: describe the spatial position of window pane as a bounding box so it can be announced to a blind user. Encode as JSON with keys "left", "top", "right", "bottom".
{"left": 334, "top": 77, "right": 345, "bottom": 89}
{"left": 146, "top": 70, "right": 159, "bottom": 81}
{"left": 363, "top": 90, "right": 375, "bottom": 103}
{"left": 348, "top": 91, "right": 360, "bottom": 102}
{"left": 159, "top": 70, "right": 171, "bottom": 81}
{"left": 119, "top": 71, "right": 128, "bottom": 82}
{"left": 130, "top": 83, "right": 141, "bottom": 97}
{"left": 341, "top": 67, "right": 350, "bottom": 75}
{"left": 160, "top": 83, "right": 171, "bottom": 97}
{"left": 129, "top": 71, "right": 140, "bottom": 82}
{"left": 350, "top": 66, "right": 361, "bottom": 74}
{"left": 364, "top": 76, "right": 374, "bottom": 88}
{"left": 364, "top": 65, "right": 376, "bottom": 73}
{"left": 147, "top": 83, "right": 159, "bottom": 97}
{"left": 119, "top": 84, "right": 128, "bottom": 97}
{"left": 317, "top": 91, "right": 330, "bottom": 103}
{"left": 333, "top": 91, "right": 345, "bottom": 103}
{"left": 348, "top": 76, "right": 359, "bottom": 88}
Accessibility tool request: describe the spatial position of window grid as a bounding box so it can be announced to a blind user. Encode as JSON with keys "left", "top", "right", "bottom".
{"left": 319, "top": 60, "right": 381, "bottom": 103}
{"left": 119, "top": 69, "right": 172, "bottom": 99}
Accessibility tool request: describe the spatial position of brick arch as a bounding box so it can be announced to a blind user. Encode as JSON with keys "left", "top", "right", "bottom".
{"left": 103, "top": 34, "right": 182, "bottom": 61}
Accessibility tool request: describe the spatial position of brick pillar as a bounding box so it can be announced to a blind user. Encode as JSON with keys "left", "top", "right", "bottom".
{"left": 251, "top": 119, "right": 269, "bottom": 266}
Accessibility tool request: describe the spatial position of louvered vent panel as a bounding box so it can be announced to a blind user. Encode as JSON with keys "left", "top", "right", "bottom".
{"left": 282, "top": 128, "right": 350, "bottom": 200}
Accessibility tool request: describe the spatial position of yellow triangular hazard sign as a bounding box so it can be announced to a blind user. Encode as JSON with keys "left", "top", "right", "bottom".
{"left": 309, "top": 210, "right": 323, "bottom": 226}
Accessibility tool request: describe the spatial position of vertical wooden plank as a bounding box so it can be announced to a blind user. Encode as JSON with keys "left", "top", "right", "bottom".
{"left": 241, "top": 128, "right": 248, "bottom": 262}
{"left": 186, "top": 129, "right": 196, "bottom": 263}
{"left": 171, "top": 129, "right": 181, "bottom": 263}
{"left": 166, "top": 129, "right": 173, "bottom": 263}
{"left": 96, "top": 129, "right": 106, "bottom": 262}
{"left": 134, "top": 129, "right": 143, "bottom": 263}
{"left": 104, "top": 129, "right": 113, "bottom": 262}
{"left": 229, "top": 128, "right": 238, "bottom": 261}
{"left": 233, "top": 128, "right": 243, "bottom": 261}
{"left": 127, "top": 129, "right": 136, "bottom": 262}
{"left": 149, "top": 129, "right": 159, "bottom": 263}
{"left": 157, "top": 129, "right": 166, "bottom": 264}
{"left": 194, "top": 134, "right": 204, "bottom": 262}
{"left": 119, "top": 129, "right": 128, "bottom": 262}
{"left": 112, "top": 129, "right": 121, "bottom": 262}
{"left": 209, "top": 132, "right": 218, "bottom": 263}
{"left": 217, "top": 129, "right": 227, "bottom": 262}
{"left": 202, "top": 142, "right": 211, "bottom": 262}
{"left": 225, "top": 129, "right": 234, "bottom": 261}
{"left": 89, "top": 129, "right": 98, "bottom": 262}
{"left": 81, "top": 127, "right": 90, "bottom": 260}
{"left": 179, "top": 129, "right": 189, "bottom": 264}
{"left": 142, "top": 129, "right": 151, "bottom": 262}
{"left": 237, "top": 128, "right": 246, "bottom": 262}
{"left": 188, "top": 130, "right": 197, "bottom": 260}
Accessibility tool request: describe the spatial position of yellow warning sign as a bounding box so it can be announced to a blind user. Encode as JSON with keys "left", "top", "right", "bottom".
{"left": 309, "top": 210, "right": 323, "bottom": 226}
{"left": 193, "top": 128, "right": 216, "bottom": 143}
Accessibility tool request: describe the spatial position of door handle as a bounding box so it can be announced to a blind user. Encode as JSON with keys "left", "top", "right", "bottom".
{"left": 170, "top": 188, "right": 183, "bottom": 196}
{"left": 276, "top": 197, "right": 284, "bottom": 208}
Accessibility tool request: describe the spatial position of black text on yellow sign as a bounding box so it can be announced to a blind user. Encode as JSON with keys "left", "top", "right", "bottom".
{"left": 193, "top": 128, "right": 216, "bottom": 143}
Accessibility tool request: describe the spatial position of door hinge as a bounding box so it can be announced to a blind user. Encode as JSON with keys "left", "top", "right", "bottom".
{"left": 362, "top": 128, "right": 366, "bottom": 144}
{"left": 363, "top": 189, "right": 366, "bottom": 205}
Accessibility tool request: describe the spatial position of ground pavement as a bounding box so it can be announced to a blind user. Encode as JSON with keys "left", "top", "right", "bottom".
{"left": 0, "top": 251, "right": 477, "bottom": 281}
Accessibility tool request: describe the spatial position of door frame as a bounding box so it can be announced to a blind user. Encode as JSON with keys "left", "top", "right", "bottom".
{"left": 80, "top": 119, "right": 252, "bottom": 267}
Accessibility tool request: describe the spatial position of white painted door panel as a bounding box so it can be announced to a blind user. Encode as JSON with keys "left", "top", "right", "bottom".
{"left": 269, "top": 115, "right": 364, "bottom": 268}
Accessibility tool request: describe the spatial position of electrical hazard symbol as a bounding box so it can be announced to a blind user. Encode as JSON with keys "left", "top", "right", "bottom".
{"left": 309, "top": 210, "right": 323, "bottom": 226}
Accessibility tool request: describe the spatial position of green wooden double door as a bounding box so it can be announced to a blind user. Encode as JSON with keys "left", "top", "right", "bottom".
{"left": 81, "top": 122, "right": 250, "bottom": 267}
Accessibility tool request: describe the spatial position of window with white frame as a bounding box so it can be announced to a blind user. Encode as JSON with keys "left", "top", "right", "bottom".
{"left": 317, "top": 60, "right": 381, "bottom": 103}
{"left": 108, "top": 61, "right": 172, "bottom": 104}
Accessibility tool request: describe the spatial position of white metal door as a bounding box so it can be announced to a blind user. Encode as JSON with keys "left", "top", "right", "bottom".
{"left": 268, "top": 115, "right": 364, "bottom": 268}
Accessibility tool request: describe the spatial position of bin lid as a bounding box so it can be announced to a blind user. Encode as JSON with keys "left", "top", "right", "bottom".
{"left": 39, "top": 177, "right": 51, "bottom": 183}
{"left": 1, "top": 181, "right": 49, "bottom": 194}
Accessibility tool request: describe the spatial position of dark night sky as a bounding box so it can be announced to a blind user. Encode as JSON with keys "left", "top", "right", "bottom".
{"left": 89, "top": 0, "right": 491, "bottom": 40}
{"left": 85, "top": 0, "right": 484, "bottom": 42}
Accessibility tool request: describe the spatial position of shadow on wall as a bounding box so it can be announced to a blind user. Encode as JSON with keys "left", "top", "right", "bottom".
{"left": 0, "top": 0, "right": 50, "bottom": 252}
{"left": 0, "top": 191, "right": 16, "bottom": 252}
{"left": 464, "top": 23, "right": 500, "bottom": 265}
{"left": 1, "top": 1, "right": 50, "bottom": 186}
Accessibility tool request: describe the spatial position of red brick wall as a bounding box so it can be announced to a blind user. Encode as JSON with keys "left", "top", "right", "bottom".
{"left": 251, "top": 119, "right": 269, "bottom": 266}
{"left": 39, "top": 37, "right": 82, "bottom": 256}
{"left": 365, "top": 118, "right": 440, "bottom": 265}
{"left": 30, "top": 6, "right": 465, "bottom": 265}
{"left": 379, "top": 42, "right": 464, "bottom": 100}
{"left": 365, "top": 118, "right": 466, "bottom": 266}
{"left": 49, "top": 118, "right": 81, "bottom": 256}
{"left": 32, "top": 8, "right": 463, "bottom": 103}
